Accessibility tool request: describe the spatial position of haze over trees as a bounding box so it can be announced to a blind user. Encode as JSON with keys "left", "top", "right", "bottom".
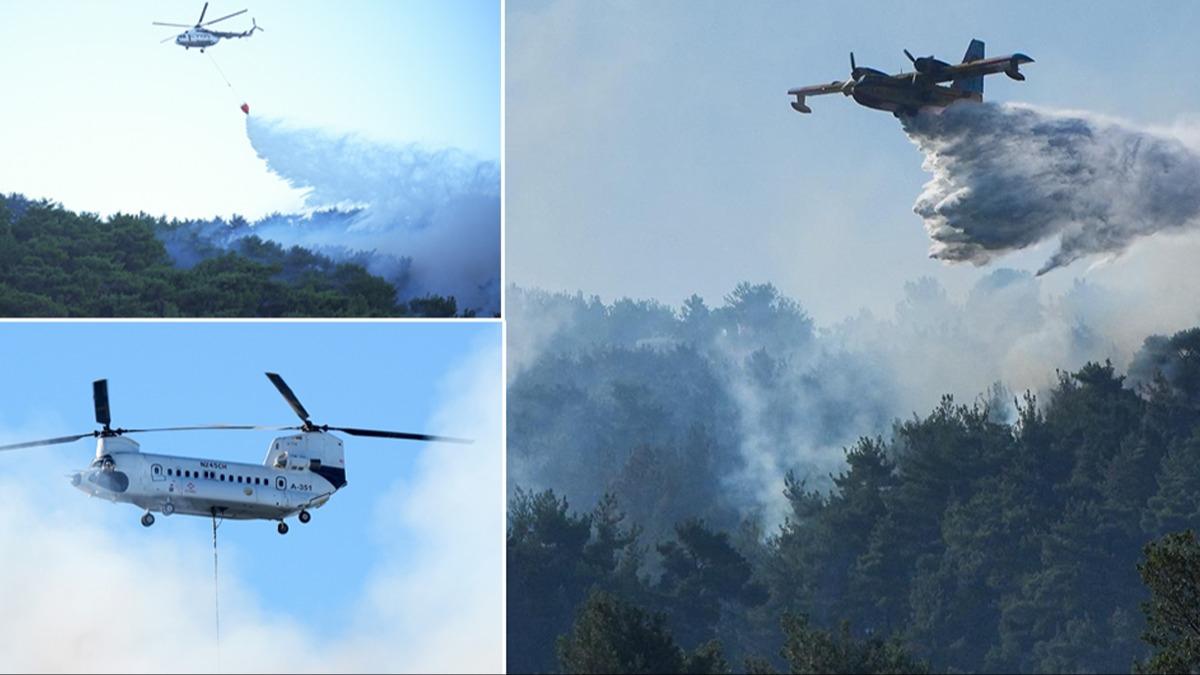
{"left": 0, "top": 195, "right": 471, "bottom": 317}
{"left": 507, "top": 284, "right": 1200, "bottom": 673}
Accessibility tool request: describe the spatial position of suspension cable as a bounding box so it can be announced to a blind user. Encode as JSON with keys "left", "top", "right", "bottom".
{"left": 211, "top": 508, "right": 223, "bottom": 673}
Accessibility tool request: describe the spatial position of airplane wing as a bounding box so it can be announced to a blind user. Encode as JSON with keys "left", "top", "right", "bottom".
{"left": 926, "top": 53, "right": 1035, "bottom": 84}
{"left": 786, "top": 80, "right": 847, "bottom": 113}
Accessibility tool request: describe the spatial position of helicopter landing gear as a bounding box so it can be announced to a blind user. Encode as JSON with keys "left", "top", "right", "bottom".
{"left": 277, "top": 521, "right": 289, "bottom": 535}
{"left": 298, "top": 510, "right": 311, "bottom": 524}
{"left": 162, "top": 502, "right": 175, "bottom": 516}
{"left": 141, "top": 512, "right": 155, "bottom": 528}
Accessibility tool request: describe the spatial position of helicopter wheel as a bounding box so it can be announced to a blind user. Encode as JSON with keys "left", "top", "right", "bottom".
{"left": 141, "top": 513, "right": 155, "bottom": 528}
{"left": 298, "top": 510, "right": 311, "bottom": 524}
{"left": 277, "top": 521, "right": 289, "bottom": 535}
{"left": 162, "top": 502, "right": 175, "bottom": 516}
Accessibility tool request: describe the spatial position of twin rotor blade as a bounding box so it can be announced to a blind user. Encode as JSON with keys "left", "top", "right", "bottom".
{"left": 264, "top": 372, "right": 473, "bottom": 444}
{"left": 329, "top": 426, "right": 472, "bottom": 444}
{"left": 0, "top": 374, "right": 472, "bottom": 453}
{"left": 0, "top": 424, "right": 293, "bottom": 453}
{"left": 266, "top": 372, "right": 311, "bottom": 424}
{"left": 94, "top": 379, "right": 111, "bottom": 428}
{"left": 0, "top": 433, "right": 97, "bottom": 452}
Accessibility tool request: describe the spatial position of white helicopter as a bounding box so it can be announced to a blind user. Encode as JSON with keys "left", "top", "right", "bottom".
{"left": 154, "top": 2, "right": 263, "bottom": 52}
{"left": 0, "top": 374, "right": 469, "bottom": 535}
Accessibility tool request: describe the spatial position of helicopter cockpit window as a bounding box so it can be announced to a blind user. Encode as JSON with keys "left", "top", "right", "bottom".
{"left": 274, "top": 452, "right": 288, "bottom": 469}
{"left": 91, "top": 455, "right": 116, "bottom": 471}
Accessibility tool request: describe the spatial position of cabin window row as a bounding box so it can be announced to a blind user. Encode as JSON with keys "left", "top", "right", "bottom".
{"left": 165, "top": 467, "right": 270, "bottom": 485}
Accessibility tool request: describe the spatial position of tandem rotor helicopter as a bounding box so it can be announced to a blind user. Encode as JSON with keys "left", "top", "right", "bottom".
{"left": 0, "top": 374, "right": 470, "bottom": 535}
{"left": 154, "top": 2, "right": 263, "bottom": 52}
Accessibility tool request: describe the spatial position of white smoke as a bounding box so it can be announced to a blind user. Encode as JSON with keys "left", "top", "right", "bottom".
{"left": 243, "top": 118, "right": 500, "bottom": 315}
{"left": 507, "top": 258, "right": 1200, "bottom": 528}
{"left": 904, "top": 102, "right": 1200, "bottom": 275}
{"left": 0, "top": 341, "right": 503, "bottom": 674}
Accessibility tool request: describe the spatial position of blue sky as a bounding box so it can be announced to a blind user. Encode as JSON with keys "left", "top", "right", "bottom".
{"left": 0, "top": 321, "right": 503, "bottom": 672}
{"left": 0, "top": 0, "right": 499, "bottom": 220}
{"left": 507, "top": 0, "right": 1200, "bottom": 324}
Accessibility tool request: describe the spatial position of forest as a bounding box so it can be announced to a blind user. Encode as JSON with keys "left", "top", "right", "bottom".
{"left": 507, "top": 284, "right": 1200, "bottom": 673}
{"left": 0, "top": 194, "right": 469, "bottom": 317}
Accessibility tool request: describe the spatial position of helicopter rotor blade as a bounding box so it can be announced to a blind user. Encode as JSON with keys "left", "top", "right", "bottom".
{"left": 160, "top": 33, "right": 181, "bottom": 43}
{"left": 93, "top": 379, "right": 111, "bottom": 428}
{"left": 0, "top": 432, "right": 96, "bottom": 452}
{"left": 324, "top": 426, "right": 473, "bottom": 444}
{"left": 119, "top": 424, "right": 295, "bottom": 434}
{"left": 265, "top": 373, "right": 312, "bottom": 424}
{"left": 201, "top": 8, "right": 247, "bottom": 27}
{"left": 152, "top": 22, "right": 193, "bottom": 27}
{"left": 196, "top": 1, "right": 209, "bottom": 25}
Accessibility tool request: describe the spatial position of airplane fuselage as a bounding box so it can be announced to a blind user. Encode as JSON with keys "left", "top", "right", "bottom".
{"left": 848, "top": 74, "right": 981, "bottom": 116}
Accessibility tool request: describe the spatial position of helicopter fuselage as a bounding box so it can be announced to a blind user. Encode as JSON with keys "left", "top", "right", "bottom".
{"left": 74, "top": 434, "right": 340, "bottom": 522}
{"left": 175, "top": 29, "right": 221, "bottom": 50}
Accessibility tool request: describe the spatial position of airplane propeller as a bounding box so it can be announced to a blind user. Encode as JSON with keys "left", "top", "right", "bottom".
{"left": 904, "top": 48, "right": 952, "bottom": 83}
{"left": 840, "top": 52, "right": 860, "bottom": 93}
{"left": 264, "top": 373, "right": 472, "bottom": 444}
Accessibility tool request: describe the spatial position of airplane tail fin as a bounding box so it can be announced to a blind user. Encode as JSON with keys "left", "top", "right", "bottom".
{"left": 951, "top": 39, "right": 985, "bottom": 96}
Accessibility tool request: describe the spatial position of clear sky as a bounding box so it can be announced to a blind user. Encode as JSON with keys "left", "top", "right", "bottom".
{"left": 0, "top": 0, "right": 500, "bottom": 221}
{"left": 507, "top": 0, "right": 1200, "bottom": 325}
{"left": 0, "top": 321, "right": 503, "bottom": 672}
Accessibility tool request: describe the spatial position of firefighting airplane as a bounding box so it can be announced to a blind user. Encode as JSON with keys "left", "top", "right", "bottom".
{"left": 154, "top": 2, "right": 263, "bottom": 52}
{"left": 788, "top": 39, "right": 1033, "bottom": 117}
{"left": 0, "top": 374, "right": 470, "bottom": 535}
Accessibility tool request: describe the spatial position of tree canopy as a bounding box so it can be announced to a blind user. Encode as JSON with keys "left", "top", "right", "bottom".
{"left": 509, "top": 308, "right": 1200, "bottom": 673}
{"left": 0, "top": 195, "right": 466, "bottom": 317}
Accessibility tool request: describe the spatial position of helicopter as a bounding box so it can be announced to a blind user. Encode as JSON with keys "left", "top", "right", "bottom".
{"left": 154, "top": 2, "right": 263, "bottom": 52}
{"left": 0, "top": 374, "right": 470, "bottom": 535}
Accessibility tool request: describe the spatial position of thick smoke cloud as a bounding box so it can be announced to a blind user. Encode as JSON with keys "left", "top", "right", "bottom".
{"left": 244, "top": 118, "right": 500, "bottom": 314}
{"left": 158, "top": 119, "right": 500, "bottom": 314}
{"left": 508, "top": 262, "right": 1200, "bottom": 531}
{"left": 904, "top": 103, "right": 1200, "bottom": 274}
